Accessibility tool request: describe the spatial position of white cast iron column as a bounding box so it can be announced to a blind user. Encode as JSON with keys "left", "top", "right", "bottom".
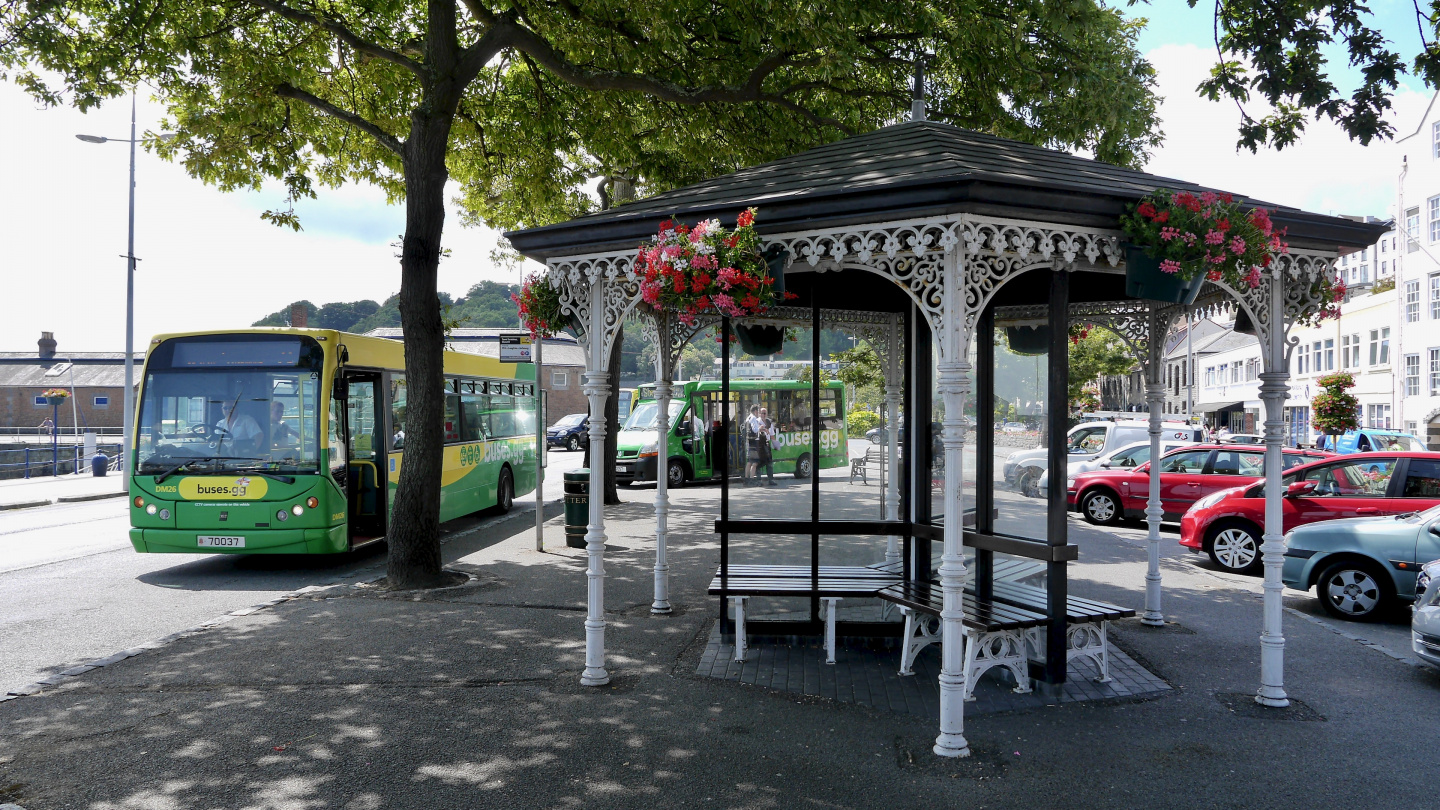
{"left": 1142, "top": 376, "right": 1167, "bottom": 625}
{"left": 934, "top": 249, "right": 972, "bottom": 759}
{"left": 651, "top": 316, "right": 674, "bottom": 614}
{"left": 581, "top": 276, "right": 612, "bottom": 687}
{"left": 884, "top": 317, "right": 903, "bottom": 566}
{"left": 1256, "top": 279, "right": 1290, "bottom": 705}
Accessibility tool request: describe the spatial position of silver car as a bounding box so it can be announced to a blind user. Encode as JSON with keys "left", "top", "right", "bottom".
{"left": 1414, "top": 558, "right": 1440, "bottom": 669}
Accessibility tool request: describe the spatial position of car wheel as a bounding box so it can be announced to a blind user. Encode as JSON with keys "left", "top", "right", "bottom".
{"left": 1317, "top": 559, "right": 1393, "bottom": 621}
{"left": 496, "top": 468, "right": 514, "bottom": 513}
{"left": 1016, "top": 468, "right": 1039, "bottom": 498}
{"left": 1207, "top": 522, "right": 1263, "bottom": 574}
{"left": 566, "top": 436, "right": 580, "bottom": 452}
{"left": 1080, "top": 489, "right": 1121, "bottom": 526}
{"left": 795, "top": 453, "right": 813, "bottom": 479}
{"left": 667, "top": 460, "right": 688, "bottom": 489}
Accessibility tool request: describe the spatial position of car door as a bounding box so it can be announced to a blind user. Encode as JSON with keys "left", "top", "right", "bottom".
{"left": 1155, "top": 449, "right": 1214, "bottom": 517}
{"left": 1288, "top": 457, "right": 1400, "bottom": 525}
{"left": 1201, "top": 449, "right": 1266, "bottom": 499}
{"left": 1397, "top": 457, "right": 1440, "bottom": 514}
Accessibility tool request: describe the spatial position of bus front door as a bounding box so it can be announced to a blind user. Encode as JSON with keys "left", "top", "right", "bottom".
{"left": 341, "top": 372, "right": 386, "bottom": 545}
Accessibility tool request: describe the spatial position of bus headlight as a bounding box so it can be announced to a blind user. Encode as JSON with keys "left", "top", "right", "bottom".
{"left": 145, "top": 504, "right": 158, "bottom": 515}
{"left": 292, "top": 504, "right": 304, "bottom": 516}
{"left": 276, "top": 509, "right": 289, "bottom": 522}
{"left": 158, "top": 509, "right": 171, "bottom": 521}
{"left": 306, "top": 497, "right": 319, "bottom": 509}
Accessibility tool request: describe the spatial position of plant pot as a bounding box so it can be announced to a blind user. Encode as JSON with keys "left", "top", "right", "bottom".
{"left": 1124, "top": 244, "right": 1204, "bottom": 305}
{"left": 44, "top": 396, "right": 67, "bottom": 406}
{"left": 733, "top": 323, "right": 786, "bottom": 356}
{"left": 1233, "top": 307, "right": 1256, "bottom": 335}
{"left": 566, "top": 312, "right": 585, "bottom": 340}
{"left": 1004, "top": 325, "right": 1050, "bottom": 356}
{"left": 762, "top": 244, "right": 790, "bottom": 300}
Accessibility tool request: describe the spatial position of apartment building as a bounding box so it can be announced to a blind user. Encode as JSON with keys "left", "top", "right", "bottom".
{"left": 1394, "top": 92, "right": 1440, "bottom": 447}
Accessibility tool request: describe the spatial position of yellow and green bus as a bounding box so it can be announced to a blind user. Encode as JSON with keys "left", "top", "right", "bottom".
{"left": 129, "top": 329, "right": 537, "bottom": 554}
{"left": 615, "top": 379, "right": 848, "bottom": 487}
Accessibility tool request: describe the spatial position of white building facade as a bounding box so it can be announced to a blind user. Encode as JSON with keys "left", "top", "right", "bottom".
{"left": 1395, "top": 94, "right": 1440, "bottom": 447}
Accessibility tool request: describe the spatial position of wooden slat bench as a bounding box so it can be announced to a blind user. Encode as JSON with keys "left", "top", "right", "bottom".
{"left": 970, "top": 580, "right": 1135, "bottom": 683}
{"left": 876, "top": 580, "right": 1047, "bottom": 699}
{"left": 708, "top": 570, "right": 899, "bottom": 664}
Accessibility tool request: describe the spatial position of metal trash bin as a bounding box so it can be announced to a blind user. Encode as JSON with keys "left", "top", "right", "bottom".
{"left": 564, "top": 468, "right": 589, "bottom": 549}
{"left": 91, "top": 451, "right": 109, "bottom": 477}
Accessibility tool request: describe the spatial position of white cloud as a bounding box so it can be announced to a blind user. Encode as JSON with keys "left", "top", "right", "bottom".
{"left": 1141, "top": 43, "right": 1433, "bottom": 219}
{"left": 0, "top": 84, "right": 526, "bottom": 353}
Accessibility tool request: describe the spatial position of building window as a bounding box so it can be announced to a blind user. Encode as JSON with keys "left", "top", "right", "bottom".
{"left": 550, "top": 371, "right": 568, "bottom": 388}
{"left": 1406, "top": 354, "right": 1421, "bottom": 396}
{"left": 1246, "top": 358, "right": 1259, "bottom": 380}
{"left": 1408, "top": 421, "right": 1419, "bottom": 434}
{"left": 1408, "top": 280, "right": 1422, "bottom": 322}
{"left": 1360, "top": 264, "right": 1369, "bottom": 283}
{"left": 1341, "top": 334, "right": 1354, "bottom": 368}
{"left": 1369, "top": 329, "right": 1391, "bottom": 365}
{"left": 1431, "top": 196, "right": 1440, "bottom": 242}
{"left": 1218, "top": 363, "right": 1229, "bottom": 384}
{"left": 1381, "top": 260, "right": 1388, "bottom": 276}
{"left": 1296, "top": 347, "right": 1309, "bottom": 375}
{"left": 1367, "top": 403, "right": 1392, "bottom": 429}
{"left": 1205, "top": 366, "right": 1216, "bottom": 387}
{"left": 1432, "top": 348, "right": 1440, "bottom": 393}
{"left": 1409, "top": 207, "right": 1421, "bottom": 251}
{"left": 93, "top": 396, "right": 109, "bottom": 407}
{"left": 1433, "top": 120, "right": 1440, "bottom": 157}
{"left": 1231, "top": 363, "right": 1241, "bottom": 383}
{"left": 32, "top": 395, "right": 45, "bottom": 406}
{"left": 1381, "top": 327, "right": 1391, "bottom": 365}
{"left": 1323, "top": 339, "right": 1334, "bottom": 371}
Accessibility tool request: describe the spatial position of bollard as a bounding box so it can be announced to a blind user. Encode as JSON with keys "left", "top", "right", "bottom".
{"left": 23, "top": 447, "right": 30, "bottom": 479}
{"left": 92, "top": 451, "right": 109, "bottom": 477}
{"left": 564, "top": 469, "right": 590, "bottom": 549}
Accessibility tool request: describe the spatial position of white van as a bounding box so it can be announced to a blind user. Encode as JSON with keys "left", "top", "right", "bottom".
{"left": 1002, "top": 420, "right": 1203, "bottom": 495}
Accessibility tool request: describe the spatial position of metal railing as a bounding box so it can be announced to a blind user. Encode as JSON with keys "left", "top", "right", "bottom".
{"left": 0, "top": 444, "right": 125, "bottom": 479}
{"left": 0, "top": 426, "right": 124, "bottom": 438}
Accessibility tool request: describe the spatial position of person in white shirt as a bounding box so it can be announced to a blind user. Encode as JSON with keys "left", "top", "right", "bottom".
{"left": 215, "top": 400, "right": 263, "bottom": 453}
{"left": 745, "top": 405, "right": 764, "bottom": 483}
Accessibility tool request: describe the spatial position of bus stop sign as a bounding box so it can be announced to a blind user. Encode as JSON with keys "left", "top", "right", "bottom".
{"left": 499, "top": 333, "right": 532, "bottom": 363}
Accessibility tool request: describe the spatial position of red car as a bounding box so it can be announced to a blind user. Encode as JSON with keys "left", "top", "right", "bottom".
{"left": 1180, "top": 451, "right": 1440, "bottom": 574}
{"left": 1068, "top": 444, "right": 1331, "bottom": 528}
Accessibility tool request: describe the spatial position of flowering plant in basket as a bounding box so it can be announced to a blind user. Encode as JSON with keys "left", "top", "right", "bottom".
{"left": 635, "top": 208, "right": 796, "bottom": 327}
{"left": 511, "top": 272, "right": 566, "bottom": 338}
{"left": 1311, "top": 372, "right": 1360, "bottom": 436}
{"left": 41, "top": 388, "right": 70, "bottom": 399}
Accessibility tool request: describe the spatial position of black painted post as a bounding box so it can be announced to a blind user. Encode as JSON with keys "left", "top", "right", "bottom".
{"left": 901, "top": 305, "right": 914, "bottom": 583}
{"left": 1046, "top": 270, "right": 1070, "bottom": 685}
{"left": 811, "top": 301, "right": 821, "bottom": 624}
{"left": 914, "top": 315, "right": 934, "bottom": 581}
{"left": 976, "top": 306, "right": 995, "bottom": 601}
{"left": 720, "top": 316, "right": 730, "bottom": 634}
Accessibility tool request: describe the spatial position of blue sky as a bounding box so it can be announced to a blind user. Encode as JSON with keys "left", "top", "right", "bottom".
{"left": 1, "top": 3, "right": 1436, "bottom": 351}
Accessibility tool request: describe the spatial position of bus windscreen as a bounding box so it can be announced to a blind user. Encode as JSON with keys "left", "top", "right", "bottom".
{"left": 172, "top": 340, "right": 304, "bottom": 367}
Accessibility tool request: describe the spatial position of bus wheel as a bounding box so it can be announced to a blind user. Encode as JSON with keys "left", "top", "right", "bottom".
{"left": 795, "top": 453, "right": 813, "bottom": 479}
{"left": 497, "top": 468, "right": 514, "bottom": 513}
{"left": 667, "top": 460, "right": 688, "bottom": 489}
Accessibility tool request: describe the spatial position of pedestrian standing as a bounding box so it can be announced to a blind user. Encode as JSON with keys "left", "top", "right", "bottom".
{"left": 744, "top": 404, "right": 763, "bottom": 484}
{"left": 759, "top": 407, "right": 777, "bottom": 486}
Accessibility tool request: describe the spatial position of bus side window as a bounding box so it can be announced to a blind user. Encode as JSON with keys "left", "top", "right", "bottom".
{"left": 459, "top": 394, "right": 486, "bottom": 442}
{"left": 444, "top": 394, "right": 461, "bottom": 442}
{"left": 389, "top": 375, "right": 406, "bottom": 449}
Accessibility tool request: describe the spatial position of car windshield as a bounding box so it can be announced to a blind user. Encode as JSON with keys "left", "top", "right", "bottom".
{"left": 623, "top": 400, "right": 685, "bottom": 431}
{"left": 555, "top": 413, "right": 585, "bottom": 427}
{"left": 1372, "top": 433, "right": 1424, "bottom": 451}
{"left": 136, "top": 369, "right": 321, "bottom": 474}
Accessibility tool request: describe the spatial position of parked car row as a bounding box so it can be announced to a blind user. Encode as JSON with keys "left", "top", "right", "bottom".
{"left": 1005, "top": 419, "right": 1205, "bottom": 497}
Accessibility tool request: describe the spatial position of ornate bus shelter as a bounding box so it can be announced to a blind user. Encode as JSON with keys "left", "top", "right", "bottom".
{"left": 506, "top": 120, "right": 1385, "bottom": 757}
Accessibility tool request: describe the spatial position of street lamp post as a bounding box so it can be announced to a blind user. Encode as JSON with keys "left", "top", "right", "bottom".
{"left": 77, "top": 93, "right": 173, "bottom": 490}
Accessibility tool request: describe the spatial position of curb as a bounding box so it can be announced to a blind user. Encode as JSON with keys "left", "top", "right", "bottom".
{"left": 56, "top": 491, "right": 128, "bottom": 503}
{"left": 1, "top": 499, "right": 565, "bottom": 702}
{"left": 0, "top": 500, "right": 50, "bottom": 512}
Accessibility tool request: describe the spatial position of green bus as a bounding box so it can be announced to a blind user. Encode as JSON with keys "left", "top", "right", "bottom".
{"left": 129, "top": 329, "right": 537, "bottom": 554}
{"left": 615, "top": 379, "right": 848, "bottom": 488}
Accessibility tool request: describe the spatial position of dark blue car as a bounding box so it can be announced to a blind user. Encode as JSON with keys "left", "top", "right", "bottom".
{"left": 547, "top": 413, "right": 589, "bottom": 451}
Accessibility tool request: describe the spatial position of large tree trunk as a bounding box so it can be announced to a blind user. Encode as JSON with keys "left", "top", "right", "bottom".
{"left": 604, "top": 327, "right": 623, "bottom": 505}
{"left": 386, "top": 113, "right": 453, "bottom": 590}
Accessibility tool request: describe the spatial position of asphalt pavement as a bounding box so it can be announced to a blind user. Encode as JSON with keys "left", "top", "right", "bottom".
{"left": 0, "top": 450, "right": 585, "bottom": 695}
{"left": 1, "top": 443, "right": 1437, "bottom": 809}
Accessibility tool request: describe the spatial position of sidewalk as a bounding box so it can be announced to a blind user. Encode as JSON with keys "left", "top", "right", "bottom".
{"left": 1, "top": 481, "right": 1437, "bottom": 808}
{"left": 0, "top": 471, "right": 126, "bottom": 509}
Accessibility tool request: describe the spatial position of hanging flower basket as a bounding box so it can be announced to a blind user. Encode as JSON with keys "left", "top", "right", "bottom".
{"left": 1312, "top": 372, "right": 1360, "bottom": 436}
{"left": 732, "top": 323, "right": 787, "bottom": 356}
{"left": 634, "top": 208, "right": 797, "bottom": 328}
{"left": 1004, "top": 325, "right": 1050, "bottom": 355}
{"left": 1120, "top": 188, "right": 1310, "bottom": 306}
{"left": 511, "top": 273, "right": 566, "bottom": 339}
{"left": 1233, "top": 306, "right": 1256, "bottom": 336}
{"left": 41, "top": 388, "right": 70, "bottom": 406}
